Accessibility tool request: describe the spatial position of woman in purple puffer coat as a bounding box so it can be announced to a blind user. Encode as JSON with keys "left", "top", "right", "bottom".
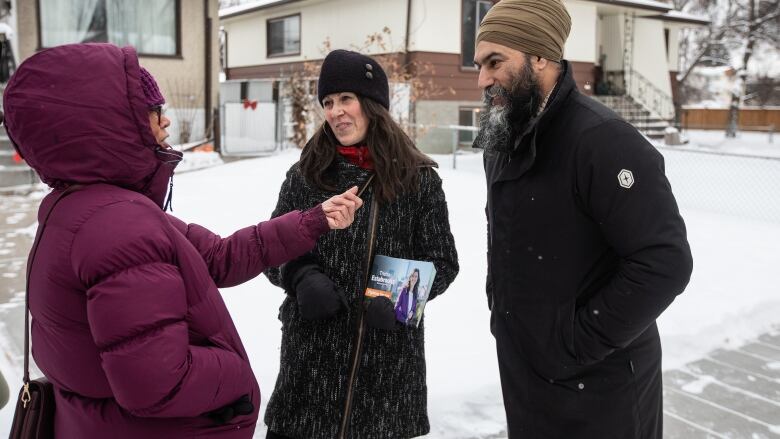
{"left": 2, "top": 43, "right": 361, "bottom": 438}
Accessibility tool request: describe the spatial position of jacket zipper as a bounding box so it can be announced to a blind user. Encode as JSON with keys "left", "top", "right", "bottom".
{"left": 338, "top": 192, "right": 380, "bottom": 439}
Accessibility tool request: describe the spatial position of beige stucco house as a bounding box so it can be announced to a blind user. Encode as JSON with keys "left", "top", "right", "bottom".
{"left": 4, "top": 0, "right": 221, "bottom": 147}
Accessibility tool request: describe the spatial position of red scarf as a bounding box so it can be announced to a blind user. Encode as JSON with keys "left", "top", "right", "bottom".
{"left": 337, "top": 144, "right": 374, "bottom": 169}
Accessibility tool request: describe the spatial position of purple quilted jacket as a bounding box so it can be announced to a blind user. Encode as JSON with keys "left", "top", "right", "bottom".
{"left": 3, "top": 43, "right": 329, "bottom": 438}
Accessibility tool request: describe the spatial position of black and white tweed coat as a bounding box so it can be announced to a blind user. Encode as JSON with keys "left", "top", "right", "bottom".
{"left": 264, "top": 155, "right": 459, "bottom": 439}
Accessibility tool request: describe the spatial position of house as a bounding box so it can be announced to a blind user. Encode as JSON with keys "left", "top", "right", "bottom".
{"left": 220, "top": 0, "right": 707, "bottom": 152}
{"left": 5, "top": 0, "right": 221, "bottom": 148}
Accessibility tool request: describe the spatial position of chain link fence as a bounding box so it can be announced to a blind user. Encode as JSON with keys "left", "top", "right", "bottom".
{"left": 657, "top": 146, "right": 780, "bottom": 223}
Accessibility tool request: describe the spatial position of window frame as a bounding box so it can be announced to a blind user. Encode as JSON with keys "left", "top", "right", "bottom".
{"left": 266, "top": 13, "right": 301, "bottom": 59}
{"left": 36, "top": 0, "right": 182, "bottom": 58}
{"left": 460, "top": 0, "right": 494, "bottom": 71}
{"left": 457, "top": 106, "right": 481, "bottom": 145}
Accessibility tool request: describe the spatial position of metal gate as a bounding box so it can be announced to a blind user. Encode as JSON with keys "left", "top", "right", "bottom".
{"left": 219, "top": 79, "right": 283, "bottom": 156}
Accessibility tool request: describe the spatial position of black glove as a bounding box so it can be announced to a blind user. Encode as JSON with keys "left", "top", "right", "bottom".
{"left": 364, "top": 296, "right": 396, "bottom": 330}
{"left": 282, "top": 254, "right": 348, "bottom": 320}
{"left": 295, "top": 266, "right": 349, "bottom": 319}
{"left": 207, "top": 394, "right": 254, "bottom": 425}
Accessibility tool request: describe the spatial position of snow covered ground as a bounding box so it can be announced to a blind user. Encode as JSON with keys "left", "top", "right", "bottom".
{"left": 168, "top": 147, "right": 780, "bottom": 437}
{"left": 1, "top": 140, "right": 779, "bottom": 438}
{"left": 679, "top": 129, "right": 780, "bottom": 159}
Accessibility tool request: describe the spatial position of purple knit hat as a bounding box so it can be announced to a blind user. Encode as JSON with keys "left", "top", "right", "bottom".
{"left": 139, "top": 67, "right": 165, "bottom": 108}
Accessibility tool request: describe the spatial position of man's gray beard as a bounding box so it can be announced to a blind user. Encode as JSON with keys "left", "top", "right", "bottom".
{"left": 472, "top": 56, "right": 543, "bottom": 154}
{"left": 473, "top": 102, "right": 513, "bottom": 153}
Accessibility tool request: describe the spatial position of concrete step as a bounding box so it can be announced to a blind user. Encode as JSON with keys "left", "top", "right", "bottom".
{"left": 613, "top": 109, "right": 653, "bottom": 116}
{"left": 0, "top": 149, "right": 26, "bottom": 167}
{"left": 0, "top": 126, "right": 41, "bottom": 189}
{"left": 0, "top": 165, "right": 39, "bottom": 188}
{"left": 634, "top": 122, "right": 672, "bottom": 130}
{"left": 591, "top": 95, "right": 673, "bottom": 140}
{"left": 612, "top": 111, "right": 653, "bottom": 117}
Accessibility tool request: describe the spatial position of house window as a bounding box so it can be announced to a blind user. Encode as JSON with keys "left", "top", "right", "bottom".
{"left": 458, "top": 107, "right": 481, "bottom": 144}
{"left": 267, "top": 14, "right": 300, "bottom": 57}
{"left": 461, "top": 0, "right": 492, "bottom": 68}
{"left": 38, "top": 0, "right": 178, "bottom": 56}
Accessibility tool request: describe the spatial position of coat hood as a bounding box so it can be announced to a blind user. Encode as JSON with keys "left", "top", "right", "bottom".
{"left": 3, "top": 43, "right": 172, "bottom": 201}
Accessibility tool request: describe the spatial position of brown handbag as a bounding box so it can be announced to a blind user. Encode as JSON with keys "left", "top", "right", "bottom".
{"left": 9, "top": 185, "right": 82, "bottom": 439}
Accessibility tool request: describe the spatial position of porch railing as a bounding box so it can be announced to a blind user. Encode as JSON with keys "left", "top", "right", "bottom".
{"left": 628, "top": 69, "right": 674, "bottom": 121}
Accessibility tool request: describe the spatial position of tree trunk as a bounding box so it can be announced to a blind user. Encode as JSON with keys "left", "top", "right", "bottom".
{"left": 726, "top": 95, "right": 739, "bottom": 138}
{"left": 726, "top": 0, "right": 756, "bottom": 138}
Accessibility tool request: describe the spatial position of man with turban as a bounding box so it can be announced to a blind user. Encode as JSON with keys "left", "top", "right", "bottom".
{"left": 473, "top": 1, "right": 693, "bottom": 437}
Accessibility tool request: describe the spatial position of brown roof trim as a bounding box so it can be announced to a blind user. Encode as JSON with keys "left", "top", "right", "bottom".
{"left": 585, "top": 0, "right": 671, "bottom": 13}
{"left": 220, "top": 0, "right": 303, "bottom": 19}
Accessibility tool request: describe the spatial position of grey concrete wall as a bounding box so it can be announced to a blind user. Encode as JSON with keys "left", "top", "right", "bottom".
{"left": 16, "top": 0, "right": 35, "bottom": 62}
{"left": 415, "top": 99, "right": 482, "bottom": 154}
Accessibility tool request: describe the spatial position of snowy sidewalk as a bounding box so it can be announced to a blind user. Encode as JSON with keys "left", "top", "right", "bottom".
{"left": 662, "top": 329, "right": 780, "bottom": 438}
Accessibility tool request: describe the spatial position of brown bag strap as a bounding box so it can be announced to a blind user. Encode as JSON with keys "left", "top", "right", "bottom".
{"left": 356, "top": 173, "right": 378, "bottom": 287}
{"left": 356, "top": 173, "right": 374, "bottom": 198}
{"left": 24, "top": 185, "right": 83, "bottom": 384}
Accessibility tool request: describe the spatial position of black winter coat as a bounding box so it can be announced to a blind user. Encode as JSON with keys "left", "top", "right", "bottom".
{"left": 483, "top": 61, "right": 693, "bottom": 438}
{"left": 264, "top": 156, "right": 459, "bottom": 438}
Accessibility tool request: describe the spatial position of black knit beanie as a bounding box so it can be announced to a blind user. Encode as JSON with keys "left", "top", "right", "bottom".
{"left": 318, "top": 49, "right": 390, "bottom": 110}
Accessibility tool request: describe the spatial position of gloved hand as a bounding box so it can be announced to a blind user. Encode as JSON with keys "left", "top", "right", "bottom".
{"left": 294, "top": 265, "right": 349, "bottom": 320}
{"left": 207, "top": 394, "right": 254, "bottom": 425}
{"left": 364, "top": 296, "right": 396, "bottom": 330}
{"left": 282, "top": 254, "right": 348, "bottom": 320}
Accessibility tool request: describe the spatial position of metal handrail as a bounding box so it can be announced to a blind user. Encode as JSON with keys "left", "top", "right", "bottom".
{"left": 628, "top": 69, "right": 674, "bottom": 121}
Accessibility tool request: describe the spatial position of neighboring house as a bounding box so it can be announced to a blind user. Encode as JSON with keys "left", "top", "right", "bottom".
{"left": 0, "top": 2, "right": 17, "bottom": 85}
{"left": 220, "top": 0, "right": 707, "bottom": 152}
{"left": 9, "top": 0, "right": 221, "bottom": 147}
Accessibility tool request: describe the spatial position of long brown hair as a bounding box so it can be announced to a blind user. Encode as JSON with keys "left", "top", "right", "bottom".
{"left": 299, "top": 96, "right": 437, "bottom": 203}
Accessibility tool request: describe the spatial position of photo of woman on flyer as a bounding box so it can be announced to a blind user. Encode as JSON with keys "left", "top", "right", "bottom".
{"left": 394, "top": 268, "right": 420, "bottom": 324}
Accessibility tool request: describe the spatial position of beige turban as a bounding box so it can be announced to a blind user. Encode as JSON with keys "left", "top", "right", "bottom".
{"left": 476, "top": 0, "right": 572, "bottom": 62}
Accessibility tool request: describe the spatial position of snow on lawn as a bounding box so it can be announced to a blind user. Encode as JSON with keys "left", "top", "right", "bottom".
{"left": 681, "top": 129, "right": 780, "bottom": 158}
{"left": 169, "top": 148, "right": 780, "bottom": 438}
{"left": 1, "top": 145, "right": 774, "bottom": 438}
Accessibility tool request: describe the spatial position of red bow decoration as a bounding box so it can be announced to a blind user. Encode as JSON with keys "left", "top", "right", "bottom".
{"left": 242, "top": 99, "right": 258, "bottom": 110}
{"left": 12, "top": 152, "right": 23, "bottom": 164}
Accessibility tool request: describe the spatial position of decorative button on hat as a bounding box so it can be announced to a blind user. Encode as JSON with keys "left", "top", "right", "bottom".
{"left": 318, "top": 49, "right": 390, "bottom": 110}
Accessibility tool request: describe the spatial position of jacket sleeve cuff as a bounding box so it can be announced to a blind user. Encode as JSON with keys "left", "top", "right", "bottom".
{"left": 301, "top": 204, "right": 330, "bottom": 239}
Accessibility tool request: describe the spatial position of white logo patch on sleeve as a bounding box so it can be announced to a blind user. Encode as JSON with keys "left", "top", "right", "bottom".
{"left": 618, "top": 169, "right": 634, "bottom": 189}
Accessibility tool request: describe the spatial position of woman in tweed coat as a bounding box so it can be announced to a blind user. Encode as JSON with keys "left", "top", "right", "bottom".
{"left": 263, "top": 50, "right": 459, "bottom": 439}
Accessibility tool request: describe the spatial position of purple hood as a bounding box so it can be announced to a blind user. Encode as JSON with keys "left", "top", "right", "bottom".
{"left": 3, "top": 43, "right": 172, "bottom": 205}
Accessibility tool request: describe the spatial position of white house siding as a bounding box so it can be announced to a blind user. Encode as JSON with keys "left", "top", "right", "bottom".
{"left": 600, "top": 13, "right": 624, "bottom": 72}
{"left": 223, "top": 13, "right": 266, "bottom": 68}
{"left": 223, "top": 0, "right": 408, "bottom": 68}
{"left": 408, "top": 0, "right": 460, "bottom": 54}
{"left": 665, "top": 23, "right": 682, "bottom": 72}
{"left": 564, "top": 1, "right": 598, "bottom": 64}
{"left": 631, "top": 16, "right": 674, "bottom": 117}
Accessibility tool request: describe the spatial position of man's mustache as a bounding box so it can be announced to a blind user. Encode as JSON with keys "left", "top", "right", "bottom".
{"left": 484, "top": 85, "right": 507, "bottom": 102}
